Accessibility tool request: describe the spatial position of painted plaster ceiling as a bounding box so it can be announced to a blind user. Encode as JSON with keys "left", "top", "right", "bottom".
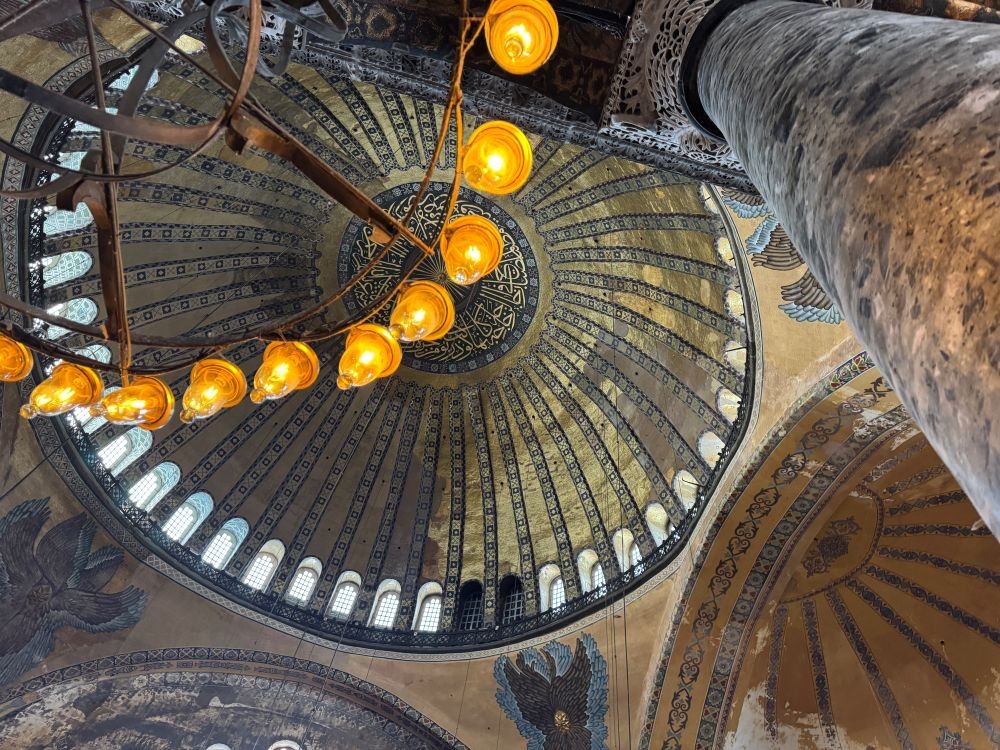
{"left": 11, "top": 43, "right": 754, "bottom": 648}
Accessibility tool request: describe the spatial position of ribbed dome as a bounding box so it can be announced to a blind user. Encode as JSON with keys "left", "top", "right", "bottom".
{"left": 21, "top": 55, "right": 754, "bottom": 649}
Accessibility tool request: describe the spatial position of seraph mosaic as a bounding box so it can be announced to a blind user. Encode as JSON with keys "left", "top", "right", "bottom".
{"left": 720, "top": 187, "right": 844, "bottom": 325}
{"left": 0, "top": 498, "right": 147, "bottom": 685}
{"left": 495, "top": 633, "right": 609, "bottom": 749}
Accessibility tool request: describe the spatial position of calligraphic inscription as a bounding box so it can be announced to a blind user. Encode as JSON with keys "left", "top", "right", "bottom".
{"left": 339, "top": 182, "right": 539, "bottom": 373}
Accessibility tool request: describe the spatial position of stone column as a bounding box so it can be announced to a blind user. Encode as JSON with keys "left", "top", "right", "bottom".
{"left": 693, "top": 0, "right": 999, "bottom": 529}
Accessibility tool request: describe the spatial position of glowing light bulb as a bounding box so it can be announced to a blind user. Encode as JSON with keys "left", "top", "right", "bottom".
{"left": 463, "top": 121, "right": 533, "bottom": 195}
{"left": 20, "top": 363, "right": 102, "bottom": 420}
{"left": 90, "top": 376, "right": 174, "bottom": 430}
{"left": 486, "top": 0, "right": 558, "bottom": 75}
{"left": 337, "top": 324, "right": 402, "bottom": 390}
{"left": 249, "top": 341, "right": 319, "bottom": 404}
{"left": 0, "top": 332, "right": 33, "bottom": 382}
{"left": 441, "top": 216, "right": 504, "bottom": 285}
{"left": 180, "top": 358, "right": 247, "bottom": 423}
{"left": 389, "top": 281, "right": 455, "bottom": 342}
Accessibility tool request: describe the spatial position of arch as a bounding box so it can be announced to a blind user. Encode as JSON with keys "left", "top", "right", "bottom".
{"left": 205, "top": 745, "right": 232, "bottom": 750}
{"left": 673, "top": 469, "right": 699, "bottom": 509}
{"left": 44, "top": 298, "right": 98, "bottom": 340}
{"left": 591, "top": 561, "right": 607, "bottom": 590}
{"left": 497, "top": 575, "right": 526, "bottom": 625}
{"left": 98, "top": 427, "right": 152, "bottom": 476}
{"left": 455, "top": 580, "right": 484, "bottom": 630}
{"left": 717, "top": 387, "right": 741, "bottom": 423}
{"left": 128, "top": 462, "right": 181, "bottom": 511}
{"left": 723, "top": 340, "right": 746, "bottom": 371}
{"left": 71, "top": 344, "right": 111, "bottom": 364}
{"left": 715, "top": 236, "right": 736, "bottom": 267}
{"left": 202, "top": 518, "right": 249, "bottom": 570}
{"left": 328, "top": 570, "right": 362, "bottom": 619}
{"left": 369, "top": 579, "right": 402, "bottom": 628}
{"left": 611, "top": 528, "right": 636, "bottom": 572}
{"left": 42, "top": 202, "right": 93, "bottom": 236}
{"left": 162, "top": 492, "right": 213, "bottom": 544}
{"left": 285, "top": 556, "right": 322, "bottom": 605}
{"left": 412, "top": 581, "right": 443, "bottom": 631}
{"left": 267, "top": 742, "right": 302, "bottom": 750}
{"left": 725, "top": 289, "right": 745, "bottom": 319}
{"left": 577, "top": 549, "right": 601, "bottom": 593}
{"left": 538, "top": 563, "right": 563, "bottom": 612}
{"left": 698, "top": 431, "right": 725, "bottom": 468}
{"left": 243, "top": 539, "right": 286, "bottom": 591}
{"left": 645, "top": 502, "right": 671, "bottom": 546}
{"left": 41, "top": 251, "right": 92, "bottom": 287}
{"left": 629, "top": 539, "right": 644, "bottom": 573}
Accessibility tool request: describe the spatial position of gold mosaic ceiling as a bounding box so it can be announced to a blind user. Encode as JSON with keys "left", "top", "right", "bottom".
{"left": 15, "top": 47, "right": 754, "bottom": 645}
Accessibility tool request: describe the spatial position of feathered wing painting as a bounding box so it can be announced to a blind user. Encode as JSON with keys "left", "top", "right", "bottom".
{"left": 494, "top": 633, "right": 609, "bottom": 750}
{"left": 0, "top": 498, "right": 148, "bottom": 685}
{"left": 720, "top": 188, "right": 844, "bottom": 325}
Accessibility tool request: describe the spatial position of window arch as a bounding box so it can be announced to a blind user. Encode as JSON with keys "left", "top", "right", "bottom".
{"left": 286, "top": 557, "right": 322, "bottom": 605}
{"left": 202, "top": 518, "right": 249, "bottom": 570}
{"left": 456, "top": 581, "right": 484, "bottom": 630}
{"left": 549, "top": 576, "right": 566, "bottom": 609}
{"left": 591, "top": 561, "right": 606, "bottom": 590}
{"left": 698, "top": 431, "right": 725, "bottom": 468}
{"left": 267, "top": 742, "right": 301, "bottom": 750}
{"left": 328, "top": 570, "right": 362, "bottom": 620}
{"left": 42, "top": 202, "right": 93, "bottom": 236}
{"left": 498, "top": 575, "right": 526, "bottom": 625}
{"left": 412, "top": 581, "right": 443, "bottom": 631}
{"left": 673, "top": 469, "right": 699, "bottom": 509}
{"left": 538, "top": 563, "right": 563, "bottom": 612}
{"left": 41, "top": 251, "right": 92, "bottom": 287}
{"left": 645, "top": 502, "right": 671, "bottom": 546}
{"left": 725, "top": 289, "right": 745, "bottom": 319}
{"left": 611, "top": 528, "right": 637, "bottom": 573}
{"left": 369, "top": 579, "right": 401, "bottom": 629}
{"left": 205, "top": 745, "right": 232, "bottom": 750}
{"left": 72, "top": 344, "right": 112, "bottom": 364}
{"left": 629, "top": 540, "right": 644, "bottom": 573}
{"left": 162, "top": 492, "right": 212, "bottom": 544}
{"left": 44, "top": 297, "right": 98, "bottom": 340}
{"left": 128, "top": 462, "right": 180, "bottom": 511}
{"left": 715, "top": 236, "right": 736, "bottom": 267}
{"left": 243, "top": 539, "right": 285, "bottom": 591}
{"left": 723, "top": 340, "right": 746, "bottom": 371}
{"left": 577, "top": 549, "right": 601, "bottom": 593}
{"left": 98, "top": 427, "right": 152, "bottom": 476}
{"left": 71, "top": 385, "right": 118, "bottom": 433}
{"left": 717, "top": 387, "right": 741, "bottom": 423}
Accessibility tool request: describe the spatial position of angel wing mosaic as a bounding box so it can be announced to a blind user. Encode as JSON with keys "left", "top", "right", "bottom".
{"left": 0, "top": 498, "right": 147, "bottom": 685}
{"left": 721, "top": 188, "right": 844, "bottom": 325}
{"left": 494, "top": 633, "right": 609, "bottom": 750}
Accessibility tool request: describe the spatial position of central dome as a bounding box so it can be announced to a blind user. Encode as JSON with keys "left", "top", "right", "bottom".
{"left": 339, "top": 182, "right": 541, "bottom": 374}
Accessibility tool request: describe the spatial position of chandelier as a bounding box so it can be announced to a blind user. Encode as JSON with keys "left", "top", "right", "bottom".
{"left": 0, "top": 0, "right": 559, "bottom": 431}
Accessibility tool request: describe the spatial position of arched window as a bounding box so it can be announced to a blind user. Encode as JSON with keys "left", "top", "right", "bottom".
{"left": 629, "top": 541, "right": 644, "bottom": 573}
{"left": 673, "top": 469, "right": 699, "bottom": 509}
{"left": 286, "top": 557, "right": 322, "bottom": 605}
{"left": 71, "top": 385, "right": 118, "bottom": 433}
{"left": 717, "top": 387, "right": 741, "bottom": 423}
{"left": 577, "top": 549, "right": 601, "bottom": 594}
{"left": 243, "top": 539, "right": 285, "bottom": 591}
{"left": 412, "top": 581, "right": 443, "bottom": 631}
{"left": 42, "top": 202, "right": 93, "bottom": 236}
{"left": 205, "top": 745, "right": 232, "bottom": 750}
{"left": 723, "top": 341, "right": 746, "bottom": 371}
{"left": 128, "top": 462, "right": 181, "bottom": 511}
{"left": 369, "top": 579, "right": 401, "bottom": 629}
{"left": 202, "top": 518, "right": 249, "bottom": 570}
{"left": 456, "top": 581, "right": 484, "bottom": 630}
{"left": 498, "top": 575, "right": 526, "bottom": 625}
{"left": 725, "top": 289, "right": 745, "bottom": 319}
{"left": 162, "top": 492, "right": 212, "bottom": 544}
{"left": 611, "top": 529, "right": 636, "bottom": 572}
{"left": 645, "top": 502, "right": 671, "bottom": 546}
{"left": 44, "top": 298, "right": 98, "bottom": 340}
{"left": 715, "top": 236, "right": 736, "bottom": 267}
{"left": 98, "top": 427, "right": 152, "bottom": 476}
{"left": 538, "top": 563, "right": 563, "bottom": 612}
{"left": 549, "top": 576, "right": 566, "bottom": 609}
{"left": 71, "top": 344, "right": 111, "bottom": 364}
{"left": 328, "top": 570, "right": 362, "bottom": 619}
{"left": 267, "top": 742, "right": 301, "bottom": 750}
{"left": 698, "top": 431, "right": 725, "bottom": 468}
{"left": 591, "top": 562, "right": 606, "bottom": 590}
{"left": 41, "top": 251, "right": 92, "bottom": 287}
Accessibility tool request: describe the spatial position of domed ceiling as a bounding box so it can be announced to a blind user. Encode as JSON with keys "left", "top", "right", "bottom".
{"left": 10, "top": 48, "right": 755, "bottom": 649}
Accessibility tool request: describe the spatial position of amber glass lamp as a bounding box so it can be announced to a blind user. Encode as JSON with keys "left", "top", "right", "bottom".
{"left": 486, "top": 0, "right": 559, "bottom": 75}
{"left": 441, "top": 215, "right": 504, "bottom": 285}
{"left": 337, "top": 324, "right": 402, "bottom": 390}
{"left": 0, "top": 332, "right": 33, "bottom": 382}
{"left": 250, "top": 341, "right": 319, "bottom": 404}
{"left": 180, "top": 358, "right": 247, "bottom": 423}
{"left": 389, "top": 281, "right": 456, "bottom": 342}
{"left": 463, "top": 121, "right": 533, "bottom": 195}
{"left": 91, "top": 375, "right": 175, "bottom": 430}
{"left": 20, "top": 362, "right": 103, "bottom": 420}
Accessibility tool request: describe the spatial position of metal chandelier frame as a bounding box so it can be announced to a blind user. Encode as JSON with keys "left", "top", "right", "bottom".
{"left": 0, "top": 0, "right": 490, "bottom": 380}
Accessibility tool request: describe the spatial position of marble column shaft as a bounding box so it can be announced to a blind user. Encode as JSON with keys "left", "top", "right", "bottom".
{"left": 697, "top": 0, "right": 999, "bottom": 528}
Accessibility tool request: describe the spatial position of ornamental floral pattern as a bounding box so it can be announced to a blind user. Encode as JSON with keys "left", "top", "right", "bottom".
{"left": 802, "top": 516, "right": 862, "bottom": 577}
{"left": 495, "top": 633, "right": 609, "bottom": 750}
{"left": 0, "top": 498, "right": 147, "bottom": 685}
